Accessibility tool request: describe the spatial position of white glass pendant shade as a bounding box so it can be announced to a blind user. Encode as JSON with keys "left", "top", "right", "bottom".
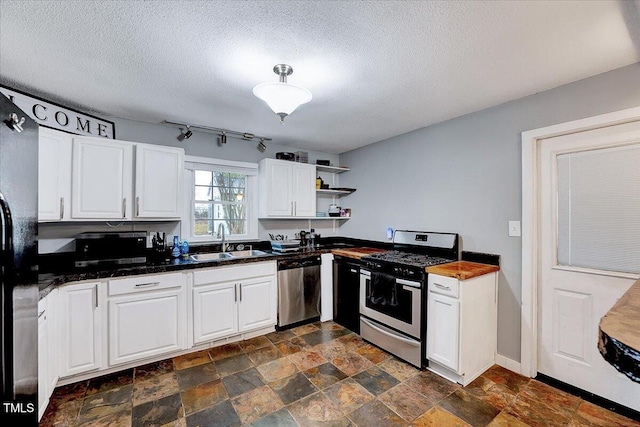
{"left": 253, "top": 82, "right": 312, "bottom": 116}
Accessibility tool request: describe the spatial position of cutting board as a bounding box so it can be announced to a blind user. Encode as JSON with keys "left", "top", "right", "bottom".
{"left": 425, "top": 261, "right": 499, "bottom": 280}
{"left": 331, "top": 247, "right": 387, "bottom": 260}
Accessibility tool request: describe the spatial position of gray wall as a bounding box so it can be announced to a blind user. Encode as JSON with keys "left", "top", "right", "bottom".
{"left": 338, "top": 63, "right": 640, "bottom": 361}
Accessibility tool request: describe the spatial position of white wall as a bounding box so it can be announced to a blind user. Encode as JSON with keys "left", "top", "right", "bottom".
{"left": 338, "top": 63, "right": 640, "bottom": 361}
{"left": 39, "top": 116, "right": 341, "bottom": 252}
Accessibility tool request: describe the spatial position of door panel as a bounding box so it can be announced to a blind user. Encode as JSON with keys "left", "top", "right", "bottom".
{"left": 239, "top": 277, "right": 276, "bottom": 331}
{"left": 193, "top": 282, "right": 238, "bottom": 344}
{"left": 135, "top": 144, "right": 183, "bottom": 218}
{"left": 538, "top": 120, "right": 640, "bottom": 411}
{"left": 553, "top": 289, "right": 591, "bottom": 365}
{"left": 266, "top": 160, "right": 292, "bottom": 216}
{"left": 292, "top": 163, "right": 316, "bottom": 217}
{"left": 38, "top": 129, "right": 71, "bottom": 221}
{"left": 427, "top": 293, "right": 459, "bottom": 372}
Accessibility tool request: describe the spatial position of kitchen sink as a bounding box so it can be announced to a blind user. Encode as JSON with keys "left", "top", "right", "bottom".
{"left": 190, "top": 252, "right": 234, "bottom": 261}
{"left": 227, "top": 250, "right": 268, "bottom": 258}
{"left": 190, "top": 250, "right": 268, "bottom": 262}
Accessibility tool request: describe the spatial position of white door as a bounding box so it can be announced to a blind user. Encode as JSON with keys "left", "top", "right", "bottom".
{"left": 38, "top": 128, "right": 72, "bottom": 221}
{"left": 109, "top": 289, "right": 185, "bottom": 365}
{"left": 58, "top": 282, "right": 101, "bottom": 377}
{"left": 71, "top": 137, "right": 133, "bottom": 219}
{"left": 538, "top": 120, "right": 640, "bottom": 411}
{"left": 193, "top": 282, "right": 239, "bottom": 344}
{"left": 135, "top": 144, "right": 183, "bottom": 218}
{"left": 292, "top": 163, "right": 316, "bottom": 217}
{"left": 238, "top": 276, "right": 277, "bottom": 332}
{"left": 427, "top": 293, "right": 460, "bottom": 372}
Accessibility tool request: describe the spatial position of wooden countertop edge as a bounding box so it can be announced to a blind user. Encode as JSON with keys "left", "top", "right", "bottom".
{"left": 425, "top": 261, "right": 500, "bottom": 280}
{"left": 598, "top": 278, "right": 640, "bottom": 384}
{"left": 330, "top": 247, "right": 387, "bottom": 260}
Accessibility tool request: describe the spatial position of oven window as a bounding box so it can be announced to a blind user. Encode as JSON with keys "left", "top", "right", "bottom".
{"left": 365, "top": 276, "right": 413, "bottom": 323}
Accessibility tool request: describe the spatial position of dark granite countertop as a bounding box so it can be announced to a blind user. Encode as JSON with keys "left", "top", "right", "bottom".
{"left": 37, "top": 246, "right": 343, "bottom": 299}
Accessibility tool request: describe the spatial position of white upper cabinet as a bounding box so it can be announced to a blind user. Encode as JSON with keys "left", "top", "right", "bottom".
{"left": 291, "top": 163, "right": 316, "bottom": 217}
{"left": 38, "top": 128, "right": 72, "bottom": 221}
{"left": 259, "top": 158, "right": 316, "bottom": 218}
{"left": 38, "top": 129, "right": 184, "bottom": 221}
{"left": 71, "top": 137, "right": 133, "bottom": 219}
{"left": 134, "top": 144, "right": 183, "bottom": 219}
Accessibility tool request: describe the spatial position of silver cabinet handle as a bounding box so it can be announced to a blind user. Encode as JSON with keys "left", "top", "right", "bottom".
{"left": 38, "top": 310, "right": 45, "bottom": 319}
{"left": 350, "top": 269, "right": 358, "bottom": 273}
{"left": 294, "top": 201, "right": 297, "bottom": 216}
{"left": 434, "top": 283, "right": 451, "bottom": 291}
{"left": 239, "top": 284, "right": 243, "bottom": 302}
{"left": 234, "top": 284, "right": 238, "bottom": 302}
{"left": 59, "top": 197, "right": 64, "bottom": 220}
{"left": 94, "top": 285, "right": 98, "bottom": 308}
{"left": 291, "top": 201, "right": 294, "bottom": 216}
{"left": 122, "top": 198, "right": 127, "bottom": 218}
{"left": 136, "top": 196, "right": 140, "bottom": 217}
{"left": 135, "top": 282, "right": 160, "bottom": 288}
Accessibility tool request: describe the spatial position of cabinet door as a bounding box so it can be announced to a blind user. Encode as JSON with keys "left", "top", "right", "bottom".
{"left": 71, "top": 137, "right": 133, "bottom": 219}
{"left": 135, "top": 144, "right": 183, "bottom": 218}
{"left": 427, "top": 292, "right": 460, "bottom": 372}
{"left": 238, "top": 276, "right": 277, "bottom": 331}
{"left": 46, "top": 289, "right": 58, "bottom": 393}
{"left": 292, "top": 163, "right": 316, "bottom": 217}
{"left": 193, "top": 282, "right": 239, "bottom": 344}
{"left": 334, "top": 261, "right": 361, "bottom": 333}
{"left": 264, "top": 160, "right": 293, "bottom": 216}
{"left": 59, "top": 282, "right": 101, "bottom": 377}
{"left": 38, "top": 128, "right": 72, "bottom": 221}
{"left": 37, "top": 301, "right": 48, "bottom": 420}
{"left": 109, "top": 288, "right": 185, "bottom": 366}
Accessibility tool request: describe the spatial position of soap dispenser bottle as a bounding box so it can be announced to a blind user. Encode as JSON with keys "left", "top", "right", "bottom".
{"left": 171, "top": 235, "right": 181, "bottom": 258}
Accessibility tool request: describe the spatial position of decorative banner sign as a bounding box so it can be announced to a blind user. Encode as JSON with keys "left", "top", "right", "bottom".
{"left": 0, "top": 85, "right": 115, "bottom": 139}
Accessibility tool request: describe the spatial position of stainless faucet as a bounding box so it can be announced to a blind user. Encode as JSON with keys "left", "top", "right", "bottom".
{"left": 217, "top": 223, "right": 226, "bottom": 252}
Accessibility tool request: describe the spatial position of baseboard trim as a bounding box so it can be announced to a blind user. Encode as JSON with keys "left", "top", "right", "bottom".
{"left": 495, "top": 354, "right": 522, "bottom": 375}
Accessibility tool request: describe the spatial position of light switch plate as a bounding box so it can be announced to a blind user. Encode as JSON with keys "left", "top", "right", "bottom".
{"left": 508, "top": 221, "right": 521, "bottom": 237}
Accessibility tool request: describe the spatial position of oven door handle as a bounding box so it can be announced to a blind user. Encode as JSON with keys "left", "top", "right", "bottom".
{"left": 361, "top": 317, "right": 420, "bottom": 347}
{"left": 397, "top": 278, "right": 421, "bottom": 288}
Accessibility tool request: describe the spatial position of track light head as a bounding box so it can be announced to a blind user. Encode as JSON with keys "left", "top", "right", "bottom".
{"left": 177, "top": 126, "right": 192, "bottom": 142}
{"left": 218, "top": 132, "right": 227, "bottom": 145}
{"left": 257, "top": 138, "right": 267, "bottom": 152}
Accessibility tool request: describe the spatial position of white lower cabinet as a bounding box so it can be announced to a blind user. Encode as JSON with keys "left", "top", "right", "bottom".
{"left": 193, "top": 262, "right": 277, "bottom": 345}
{"left": 193, "top": 281, "right": 239, "bottom": 344}
{"left": 238, "top": 277, "right": 276, "bottom": 331}
{"left": 38, "top": 296, "right": 48, "bottom": 420}
{"left": 58, "top": 282, "right": 102, "bottom": 378}
{"left": 427, "top": 272, "right": 497, "bottom": 386}
{"left": 108, "top": 273, "right": 186, "bottom": 366}
{"left": 427, "top": 294, "right": 460, "bottom": 371}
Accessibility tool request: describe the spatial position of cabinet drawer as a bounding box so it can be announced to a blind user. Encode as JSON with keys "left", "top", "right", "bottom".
{"left": 193, "top": 262, "right": 276, "bottom": 286}
{"left": 428, "top": 274, "right": 459, "bottom": 298}
{"left": 109, "top": 272, "right": 184, "bottom": 296}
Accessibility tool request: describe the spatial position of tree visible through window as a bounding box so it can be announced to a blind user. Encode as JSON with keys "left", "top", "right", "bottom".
{"left": 194, "top": 170, "right": 247, "bottom": 237}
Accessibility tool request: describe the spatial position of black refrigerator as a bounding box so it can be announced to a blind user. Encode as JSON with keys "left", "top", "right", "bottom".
{"left": 1, "top": 94, "right": 39, "bottom": 425}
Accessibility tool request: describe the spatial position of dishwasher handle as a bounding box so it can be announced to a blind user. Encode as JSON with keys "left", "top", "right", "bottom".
{"left": 278, "top": 256, "right": 322, "bottom": 271}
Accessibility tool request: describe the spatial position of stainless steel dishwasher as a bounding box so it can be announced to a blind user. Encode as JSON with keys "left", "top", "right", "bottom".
{"left": 277, "top": 255, "right": 322, "bottom": 329}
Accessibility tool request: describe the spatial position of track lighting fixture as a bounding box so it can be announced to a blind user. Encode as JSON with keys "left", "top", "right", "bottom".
{"left": 177, "top": 126, "right": 192, "bottom": 142}
{"left": 164, "top": 120, "right": 271, "bottom": 152}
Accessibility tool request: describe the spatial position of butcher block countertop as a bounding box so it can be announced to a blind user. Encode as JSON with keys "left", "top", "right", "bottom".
{"left": 425, "top": 261, "right": 500, "bottom": 280}
{"left": 331, "top": 247, "right": 387, "bottom": 260}
{"left": 598, "top": 278, "right": 640, "bottom": 383}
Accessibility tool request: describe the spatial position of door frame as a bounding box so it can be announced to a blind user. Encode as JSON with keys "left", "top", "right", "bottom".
{"left": 520, "top": 106, "right": 640, "bottom": 378}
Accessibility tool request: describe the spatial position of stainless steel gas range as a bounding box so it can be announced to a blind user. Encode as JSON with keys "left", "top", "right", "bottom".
{"left": 359, "top": 230, "right": 458, "bottom": 368}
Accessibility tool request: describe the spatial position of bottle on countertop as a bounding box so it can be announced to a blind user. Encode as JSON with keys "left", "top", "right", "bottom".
{"left": 309, "top": 228, "right": 316, "bottom": 247}
{"left": 181, "top": 240, "right": 189, "bottom": 259}
{"left": 171, "top": 235, "right": 181, "bottom": 258}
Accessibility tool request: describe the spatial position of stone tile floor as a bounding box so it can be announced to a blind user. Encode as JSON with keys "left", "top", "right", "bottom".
{"left": 41, "top": 321, "right": 640, "bottom": 427}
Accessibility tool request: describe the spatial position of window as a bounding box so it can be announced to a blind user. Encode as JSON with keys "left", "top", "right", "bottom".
{"left": 184, "top": 157, "right": 258, "bottom": 242}
{"left": 194, "top": 170, "right": 247, "bottom": 237}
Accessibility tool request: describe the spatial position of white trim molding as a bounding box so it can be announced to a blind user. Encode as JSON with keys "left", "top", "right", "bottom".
{"left": 495, "top": 354, "right": 522, "bottom": 375}
{"left": 520, "top": 106, "right": 640, "bottom": 378}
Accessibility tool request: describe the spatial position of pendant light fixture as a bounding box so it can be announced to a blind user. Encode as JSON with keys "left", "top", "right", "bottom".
{"left": 253, "top": 64, "right": 312, "bottom": 124}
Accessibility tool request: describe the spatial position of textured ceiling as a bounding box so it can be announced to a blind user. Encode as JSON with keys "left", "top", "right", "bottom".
{"left": 1, "top": 1, "right": 639, "bottom": 154}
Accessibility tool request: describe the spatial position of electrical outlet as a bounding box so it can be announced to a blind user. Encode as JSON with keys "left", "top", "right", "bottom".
{"left": 508, "top": 221, "right": 521, "bottom": 237}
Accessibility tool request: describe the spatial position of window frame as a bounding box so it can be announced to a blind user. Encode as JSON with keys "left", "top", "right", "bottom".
{"left": 182, "top": 156, "right": 259, "bottom": 244}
